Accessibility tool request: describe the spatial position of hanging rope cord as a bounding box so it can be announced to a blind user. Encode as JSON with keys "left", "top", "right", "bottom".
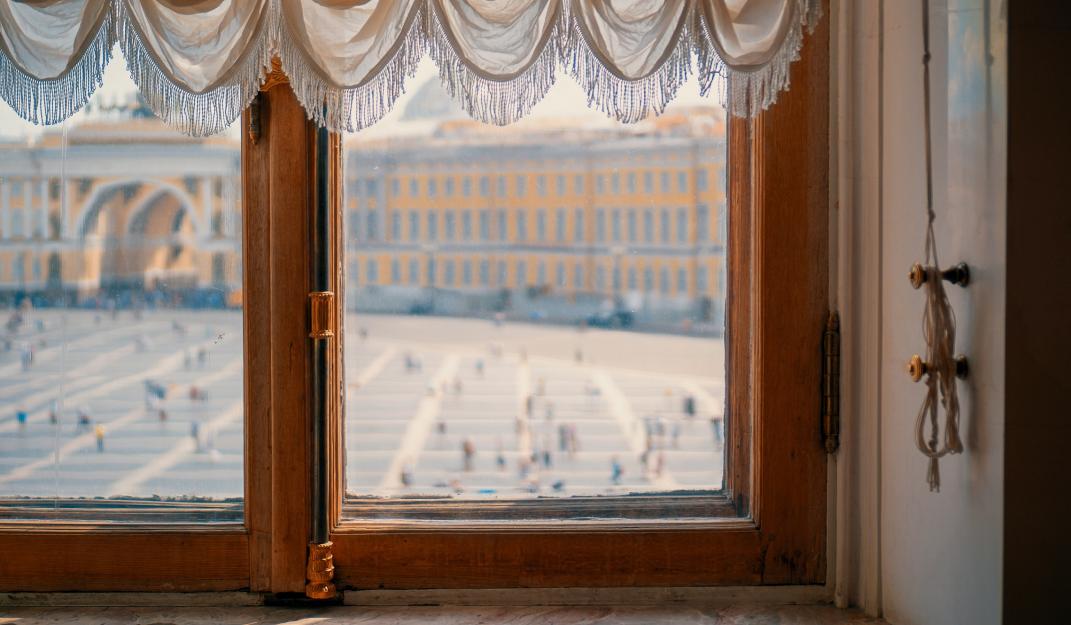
{"left": 916, "top": 0, "right": 963, "bottom": 492}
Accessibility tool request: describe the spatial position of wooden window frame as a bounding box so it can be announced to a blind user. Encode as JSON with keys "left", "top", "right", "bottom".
{"left": 0, "top": 7, "right": 827, "bottom": 592}
{"left": 0, "top": 74, "right": 321, "bottom": 594}
{"left": 326, "top": 13, "right": 829, "bottom": 589}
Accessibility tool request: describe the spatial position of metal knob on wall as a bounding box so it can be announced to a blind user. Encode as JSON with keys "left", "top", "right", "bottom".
{"left": 907, "top": 354, "right": 969, "bottom": 383}
{"left": 908, "top": 262, "right": 970, "bottom": 289}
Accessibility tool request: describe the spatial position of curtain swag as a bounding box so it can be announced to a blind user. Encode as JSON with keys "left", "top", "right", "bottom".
{"left": 0, "top": 0, "right": 820, "bottom": 136}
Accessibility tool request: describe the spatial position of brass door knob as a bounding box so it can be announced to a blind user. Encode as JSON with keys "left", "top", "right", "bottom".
{"left": 907, "top": 354, "right": 969, "bottom": 382}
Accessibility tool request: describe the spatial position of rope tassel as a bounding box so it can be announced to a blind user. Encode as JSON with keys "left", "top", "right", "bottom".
{"left": 914, "top": 0, "right": 964, "bottom": 492}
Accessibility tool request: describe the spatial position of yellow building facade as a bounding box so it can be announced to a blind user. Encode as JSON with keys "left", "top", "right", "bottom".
{"left": 344, "top": 107, "right": 727, "bottom": 326}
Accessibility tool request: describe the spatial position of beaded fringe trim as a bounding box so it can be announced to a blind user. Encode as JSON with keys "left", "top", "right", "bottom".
{"left": 116, "top": 1, "right": 275, "bottom": 137}
{"left": 426, "top": 2, "right": 566, "bottom": 128}
{"left": 0, "top": 7, "right": 114, "bottom": 128}
{"left": 276, "top": 1, "right": 427, "bottom": 133}
{"left": 0, "top": 0, "right": 822, "bottom": 135}
{"left": 698, "top": 0, "right": 822, "bottom": 117}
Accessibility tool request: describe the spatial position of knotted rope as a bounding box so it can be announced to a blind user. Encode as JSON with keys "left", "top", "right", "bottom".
{"left": 915, "top": 0, "right": 963, "bottom": 492}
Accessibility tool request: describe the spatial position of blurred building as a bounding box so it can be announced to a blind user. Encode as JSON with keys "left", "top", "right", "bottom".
{"left": 345, "top": 79, "right": 728, "bottom": 331}
{"left": 0, "top": 97, "right": 242, "bottom": 307}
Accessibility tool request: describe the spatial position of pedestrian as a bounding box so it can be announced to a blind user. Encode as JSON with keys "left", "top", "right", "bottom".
{"left": 711, "top": 416, "right": 723, "bottom": 445}
{"left": 542, "top": 449, "right": 552, "bottom": 468}
{"left": 400, "top": 465, "right": 413, "bottom": 487}
{"left": 95, "top": 425, "right": 105, "bottom": 453}
{"left": 191, "top": 421, "right": 201, "bottom": 451}
{"left": 462, "top": 438, "right": 475, "bottom": 471}
{"left": 672, "top": 422, "right": 681, "bottom": 449}
{"left": 683, "top": 394, "right": 696, "bottom": 417}
{"left": 544, "top": 402, "right": 555, "bottom": 421}
{"left": 196, "top": 347, "right": 207, "bottom": 368}
{"left": 558, "top": 424, "right": 567, "bottom": 451}
{"left": 49, "top": 400, "right": 59, "bottom": 425}
{"left": 611, "top": 456, "right": 623, "bottom": 485}
{"left": 77, "top": 407, "right": 91, "bottom": 431}
{"left": 16, "top": 408, "right": 28, "bottom": 429}
{"left": 184, "top": 349, "right": 192, "bottom": 370}
{"left": 525, "top": 394, "right": 533, "bottom": 419}
{"left": 654, "top": 451, "right": 665, "bottom": 478}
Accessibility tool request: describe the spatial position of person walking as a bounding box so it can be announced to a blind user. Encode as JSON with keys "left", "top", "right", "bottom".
{"left": 94, "top": 425, "right": 105, "bottom": 453}
{"left": 15, "top": 407, "right": 28, "bottom": 430}
{"left": 462, "top": 438, "right": 475, "bottom": 471}
{"left": 611, "top": 456, "right": 624, "bottom": 485}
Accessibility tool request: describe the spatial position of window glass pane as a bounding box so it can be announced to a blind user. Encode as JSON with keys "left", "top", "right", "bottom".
{"left": 343, "top": 60, "right": 726, "bottom": 514}
{"left": 0, "top": 55, "right": 243, "bottom": 520}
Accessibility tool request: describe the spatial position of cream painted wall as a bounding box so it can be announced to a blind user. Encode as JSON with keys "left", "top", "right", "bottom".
{"left": 836, "top": 1, "right": 1006, "bottom": 623}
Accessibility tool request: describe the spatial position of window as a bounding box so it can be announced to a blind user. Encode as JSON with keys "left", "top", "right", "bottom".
{"left": 444, "top": 177, "right": 455, "bottom": 197}
{"left": 462, "top": 260, "right": 472, "bottom": 285}
{"left": 462, "top": 177, "right": 472, "bottom": 197}
{"left": 644, "top": 210, "right": 654, "bottom": 243}
{"left": 574, "top": 208, "right": 584, "bottom": 242}
{"left": 537, "top": 175, "right": 546, "bottom": 196}
{"left": 409, "top": 211, "right": 420, "bottom": 240}
{"left": 367, "top": 211, "right": 379, "bottom": 240}
{"left": 479, "top": 210, "right": 489, "bottom": 240}
{"left": 697, "top": 204, "right": 709, "bottom": 242}
{"left": 479, "top": 260, "right": 489, "bottom": 286}
{"left": 517, "top": 211, "right": 527, "bottom": 241}
{"left": 479, "top": 176, "right": 489, "bottom": 196}
{"left": 367, "top": 258, "right": 379, "bottom": 283}
{"left": 556, "top": 262, "right": 566, "bottom": 288}
{"left": 611, "top": 209, "right": 621, "bottom": 241}
{"left": 677, "top": 171, "right": 688, "bottom": 193}
{"left": 391, "top": 212, "right": 401, "bottom": 240}
{"left": 497, "top": 175, "right": 506, "bottom": 196}
{"left": 0, "top": 55, "right": 246, "bottom": 530}
{"left": 627, "top": 172, "right": 637, "bottom": 193}
{"left": 556, "top": 209, "right": 566, "bottom": 242}
{"left": 428, "top": 178, "right": 438, "bottom": 197}
{"left": 391, "top": 259, "right": 401, "bottom": 282}
{"left": 516, "top": 175, "right": 526, "bottom": 196}
{"left": 574, "top": 174, "right": 584, "bottom": 194}
{"left": 556, "top": 175, "right": 566, "bottom": 195}
{"left": 677, "top": 208, "right": 688, "bottom": 244}
{"left": 574, "top": 264, "right": 584, "bottom": 290}
{"left": 409, "top": 258, "right": 419, "bottom": 284}
{"left": 696, "top": 169, "right": 709, "bottom": 192}
{"left": 644, "top": 266, "right": 654, "bottom": 291}
{"left": 444, "top": 211, "right": 456, "bottom": 241}
{"left": 427, "top": 212, "right": 438, "bottom": 240}
{"left": 627, "top": 209, "right": 637, "bottom": 242}
{"left": 596, "top": 209, "right": 606, "bottom": 242}
{"left": 0, "top": 19, "right": 828, "bottom": 592}
{"left": 391, "top": 178, "right": 400, "bottom": 196}
{"left": 536, "top": 209, "right": 546, "bottom": 241}
{"left": 661, "top": 209, "right": 670, "bottom": 244}
{"left": 461, "top": 211, "right": 472, "bottom": 240}
{"left": 644, "top": 171, "right": 654, "bottom": 193}
{"left": 497, "top": 209, "right": 507, "bottom": 240}
{"left": 409, "top": 178, "right": 419, "bottom": 197}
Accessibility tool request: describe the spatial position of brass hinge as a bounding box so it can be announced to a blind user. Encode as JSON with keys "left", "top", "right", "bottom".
{"left": 822, "top": 310, "right": 841, "bottom": 454}
{"left": 309, "top": 291, "right": 335, "bottom": 339}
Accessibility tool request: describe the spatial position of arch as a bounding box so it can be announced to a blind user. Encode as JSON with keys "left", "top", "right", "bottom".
{"left": 126, "top": 186, "right": 199, "bottom": 238}
{"left": 74, "top": 178, "right": 201, "bottom": 240}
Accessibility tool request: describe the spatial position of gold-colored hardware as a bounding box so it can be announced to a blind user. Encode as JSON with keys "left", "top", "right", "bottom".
{"left": 247, "top": 94, "right": 261, "bottom": 145}
{"left": 305, "top": 541, "right": 336, "bottom": 600}
{"left": 309, "top": 291, "right": 335, "bottom": 339}
{"left": 909, "top": 262, "right": 970, "bottom": 289}
{"left": 907, "top": 353, "right": 969, "bottom": 382}
{"left": 822, "top": 311, "right": 840, "bottom": 454}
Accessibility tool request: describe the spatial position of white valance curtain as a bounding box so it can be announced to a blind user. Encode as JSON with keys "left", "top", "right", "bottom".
{"left": 0, "top": 0, "right": 820, "bottom": 136}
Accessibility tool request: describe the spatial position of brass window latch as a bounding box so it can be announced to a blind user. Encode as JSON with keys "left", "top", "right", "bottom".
{"left": 309, "top": 291, "right": 335, "bottom": 339}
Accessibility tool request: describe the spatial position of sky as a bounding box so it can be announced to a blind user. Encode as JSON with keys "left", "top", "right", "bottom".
{"left": 0, "top": 50, "right": 719, "bottom": 141}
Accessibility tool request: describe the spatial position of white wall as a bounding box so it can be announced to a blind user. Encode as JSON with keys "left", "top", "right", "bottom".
{"left": 836, "top": 1, "right": 1006, "bottom": 623}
